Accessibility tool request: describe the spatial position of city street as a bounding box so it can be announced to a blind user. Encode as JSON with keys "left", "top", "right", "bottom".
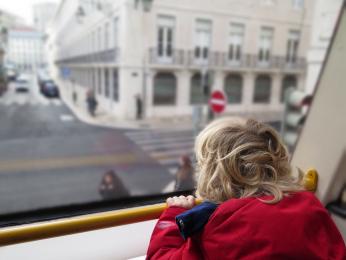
{"left": 0, "top": 75, "right": 179, "bottom": 215}
{"left": 0, "top": 74, "right": 283, "bottom": 215}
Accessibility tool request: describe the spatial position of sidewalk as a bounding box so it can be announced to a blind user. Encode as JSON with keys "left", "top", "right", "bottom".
{"left": 59, "top": 86, "right": 195, "bottom": 130}
{"left": 59, "top": 84, "right": 282, "bottom": 130}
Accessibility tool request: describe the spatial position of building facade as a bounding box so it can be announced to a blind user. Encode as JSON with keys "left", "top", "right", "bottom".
{"left": 33, "top": 2, "right": 59, "bottom": 33}
{"left": 6, "top": 27, "right": 46, "bottom": 72}
{"left": 0, "top": 9, "right": 26, "bottom": 62}
{"left": 48, "top": 0, "right": 314, "bottom": 120}
{"left": 305, "top": 0, "right": 343, "bottom": 94}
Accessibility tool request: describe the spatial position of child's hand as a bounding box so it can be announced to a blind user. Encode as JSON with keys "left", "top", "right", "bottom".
{"left": 166, "top": 195, "right": 195, "bottom": 209}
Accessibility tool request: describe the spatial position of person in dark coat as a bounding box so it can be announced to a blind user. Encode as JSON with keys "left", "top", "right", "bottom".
{"left": 147, "top": 118, "right": 346, "bottom": 259}
{"left": 99, "top": 170, "right": 129, "bottom": 200}
{"left": 86, "top": 88, "right": 98, "bottom": 116}
{"left": 135, "top": 94, "right": 143, "bottom": 120}
{"left": 174, "top": 155, "right": 195, "bottom": 191}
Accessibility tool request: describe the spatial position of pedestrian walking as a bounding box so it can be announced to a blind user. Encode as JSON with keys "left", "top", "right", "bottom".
{"left": 135, "top": 94, "right": 143, "bottom": 120}
{"left": 174, "top": 155, "right": 195, "bottom": 191}
{"left": 86, "top": 88, "right": 98, "bottom": 117}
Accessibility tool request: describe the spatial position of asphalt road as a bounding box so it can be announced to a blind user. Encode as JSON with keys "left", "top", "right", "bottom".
{"left": 0, "top": 75, "right": 173, "bottom": 215}
{"left": 0, "top": 74, "right": 283, "bottom": 215}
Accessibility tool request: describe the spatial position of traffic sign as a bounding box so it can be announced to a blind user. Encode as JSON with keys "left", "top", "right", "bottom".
{"left": 209, "top": 90, "right": 227, "bottom": 113}
{"left": 61, "top": 67, "right": 71, "bottom": 79}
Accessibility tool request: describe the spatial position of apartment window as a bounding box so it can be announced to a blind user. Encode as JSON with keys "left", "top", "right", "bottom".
{"left": 228, "top": 23, "right": 244, "bottom": 63}
{"left": 254, "top": 75, "right": 271, "bottom": 103}
{"left": 258, "top": 27, "right": 274, "bottom": 64}
{"left": 153, "top": 72, "right": 176, "bottom": 105}
{"left": 114, "top": 18, "right": 119, "bottom": 48}
{"left": 292, "top": 0, "right": 304, "bottom": 9}
{"left": 105, "top": 22, "right": 109, "bottom": 50}
{"left": 157, "top": 16, "right": 175, "bottom": 61}
{"left": 281, "top": 75, "right": 297, "bottom": 102}
{"left": 225, "top": 74, "right": 242, "bottom": 104}
{"left": 194, "top": 19, "right": 212, "bottom": 63}
{"left": 105, "top": 69, "right": 109, "bottom": 97}
{"left": 113, "top": 69, "right": 119, "bottom": 101}
{"left": 286, "top": 30, "right": 300, "bottom": 63}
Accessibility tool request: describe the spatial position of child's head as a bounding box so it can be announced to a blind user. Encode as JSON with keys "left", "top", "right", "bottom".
{"left": 195, "top": 117, "right": 302, "bottom": 204}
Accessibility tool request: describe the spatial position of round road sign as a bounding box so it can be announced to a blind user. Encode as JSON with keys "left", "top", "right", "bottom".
{"left": 209, "top": 90, "right": 227, "bottom": 113}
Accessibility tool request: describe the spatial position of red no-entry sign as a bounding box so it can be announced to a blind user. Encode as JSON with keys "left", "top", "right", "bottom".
{"left": 209, "top": 90, "right": 227, "bottom": 113}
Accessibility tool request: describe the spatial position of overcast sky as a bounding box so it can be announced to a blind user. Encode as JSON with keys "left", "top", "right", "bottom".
{"left": 0, "top": 0, "right": 60, "bottom": 25}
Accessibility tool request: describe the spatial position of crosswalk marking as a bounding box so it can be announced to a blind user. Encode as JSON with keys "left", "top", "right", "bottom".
{"left": 150, "top": 148, "right": 193, "bottom": 158}
{"left": 132, "top": 136, "right": 193, "bottom": 145}
{"left": 125, "top": 130, "right": 192, "bottom": 139}
{"left": 142, "top": 141, "right": 194, "bottom": 152}
{"left": 0, "top": 98, "right": 62, "bottom": 107}
{"left": 125, "top": 129, "right": 195, "bottom": 190}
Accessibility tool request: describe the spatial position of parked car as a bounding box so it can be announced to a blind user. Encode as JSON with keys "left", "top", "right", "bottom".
{"left": 42, "top": 81, "right": 60, "bottom": 98}
{"left": 37, "top": 71, "right": 53, "bottom": 92}
{"left": 15, "top": 75, "right": 30, "bottom": 92}
{"left": 6, "top": 69, "right": 17, "bottom": 81}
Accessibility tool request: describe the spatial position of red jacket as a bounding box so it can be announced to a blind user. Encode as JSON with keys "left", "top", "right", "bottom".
{"left": 147, "top": 192, "right": 346, "bottom": 259}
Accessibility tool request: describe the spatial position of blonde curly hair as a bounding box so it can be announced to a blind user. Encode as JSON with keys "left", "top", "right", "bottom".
{"left": 195, "top": 117, "right": 303, "bottom": 204}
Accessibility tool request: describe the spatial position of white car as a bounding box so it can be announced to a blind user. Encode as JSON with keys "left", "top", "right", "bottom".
{"left": 15, "top": 75, "right": 31, "bottom": 92}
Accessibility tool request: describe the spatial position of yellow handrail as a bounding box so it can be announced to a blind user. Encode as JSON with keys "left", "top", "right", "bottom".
{"left": 0, "top": 202, "right": 168, "bottom": 247}
{"left": 0, "top": 169, "right": 317, "bottom": 247}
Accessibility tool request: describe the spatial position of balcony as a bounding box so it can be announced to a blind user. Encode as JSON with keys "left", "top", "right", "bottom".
{"left": 148, "top": 48, "right": 306, "bottom": 72}
{"left": 148, "top": 48, "right": 185, "bottom": 66}
{"left": 222, "top": 54, "right": 306, "bottom": 72}
{"left": 55, "top": 48, "right": 119, "bottom": 65}
{"left": 186, "top": 50, "right": 222, "bottom": 68}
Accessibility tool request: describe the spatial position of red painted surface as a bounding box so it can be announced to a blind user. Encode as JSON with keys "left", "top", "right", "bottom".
{"left": 209, "top": 90, "right": 226, "bottom": 113}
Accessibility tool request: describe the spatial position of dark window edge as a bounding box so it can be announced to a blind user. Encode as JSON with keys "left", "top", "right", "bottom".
{"left": 0, "top": 190, "right": 194, "bottom": 228}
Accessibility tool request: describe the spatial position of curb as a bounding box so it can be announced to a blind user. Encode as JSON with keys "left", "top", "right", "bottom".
{"left": 59, "top": 89, "right": 195, "bottom": 131}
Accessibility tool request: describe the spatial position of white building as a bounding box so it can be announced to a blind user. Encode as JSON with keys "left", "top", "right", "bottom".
{"left": 48, "top": 0, "right": 314, "bottom": 121}
{"left": 0, "top": 9, "right": 27, "bottom": 60}
{"left": 305, "top": 0, "right": 344, "bottom": 94}
{"left": 6, "top": 27, "right": 46, "bottom": 72}
{"left": 33, "top": 2, "right": 59, "bottom": 34}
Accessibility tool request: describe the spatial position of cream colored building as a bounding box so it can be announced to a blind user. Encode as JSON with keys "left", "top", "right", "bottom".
{"left": 33, "top": 2, "right": 59, "bottom": 34}
{"left": 305, "top": 0, "right": 343, "bottom": 94}
{"left": 48, "top": 0, "right": 314, "bottom": 120}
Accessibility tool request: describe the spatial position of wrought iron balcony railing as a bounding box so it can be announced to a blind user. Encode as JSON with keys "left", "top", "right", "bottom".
{"left": 148, "top": 48, "right": 185, "bottom": 66}
{"left": 148, "top": 48, "right": 306, "bottom": 72}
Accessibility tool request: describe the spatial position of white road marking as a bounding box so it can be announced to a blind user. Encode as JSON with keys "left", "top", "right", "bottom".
{"left": 158, "top": 157, "right": 182, "bottom": 165}
{"left": 142, "top": 141, "right": 194, "bottom": 152}
{"left": 162, "top": 180, "right": 175, "bottom": 193}
{"left": 52, "top": 99, "right": 62, "bottom": 106}
{"left": 168, "top": 167, "right": 178, "bottom": 175}
{"left": 150, "top": 148, "right": 193, "bottom": 158}
{"left": 132, "top": 136, "right": 194, "bottom": 145}
{"left": 60, "top": 114, "right": 75, "bottom": 122}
